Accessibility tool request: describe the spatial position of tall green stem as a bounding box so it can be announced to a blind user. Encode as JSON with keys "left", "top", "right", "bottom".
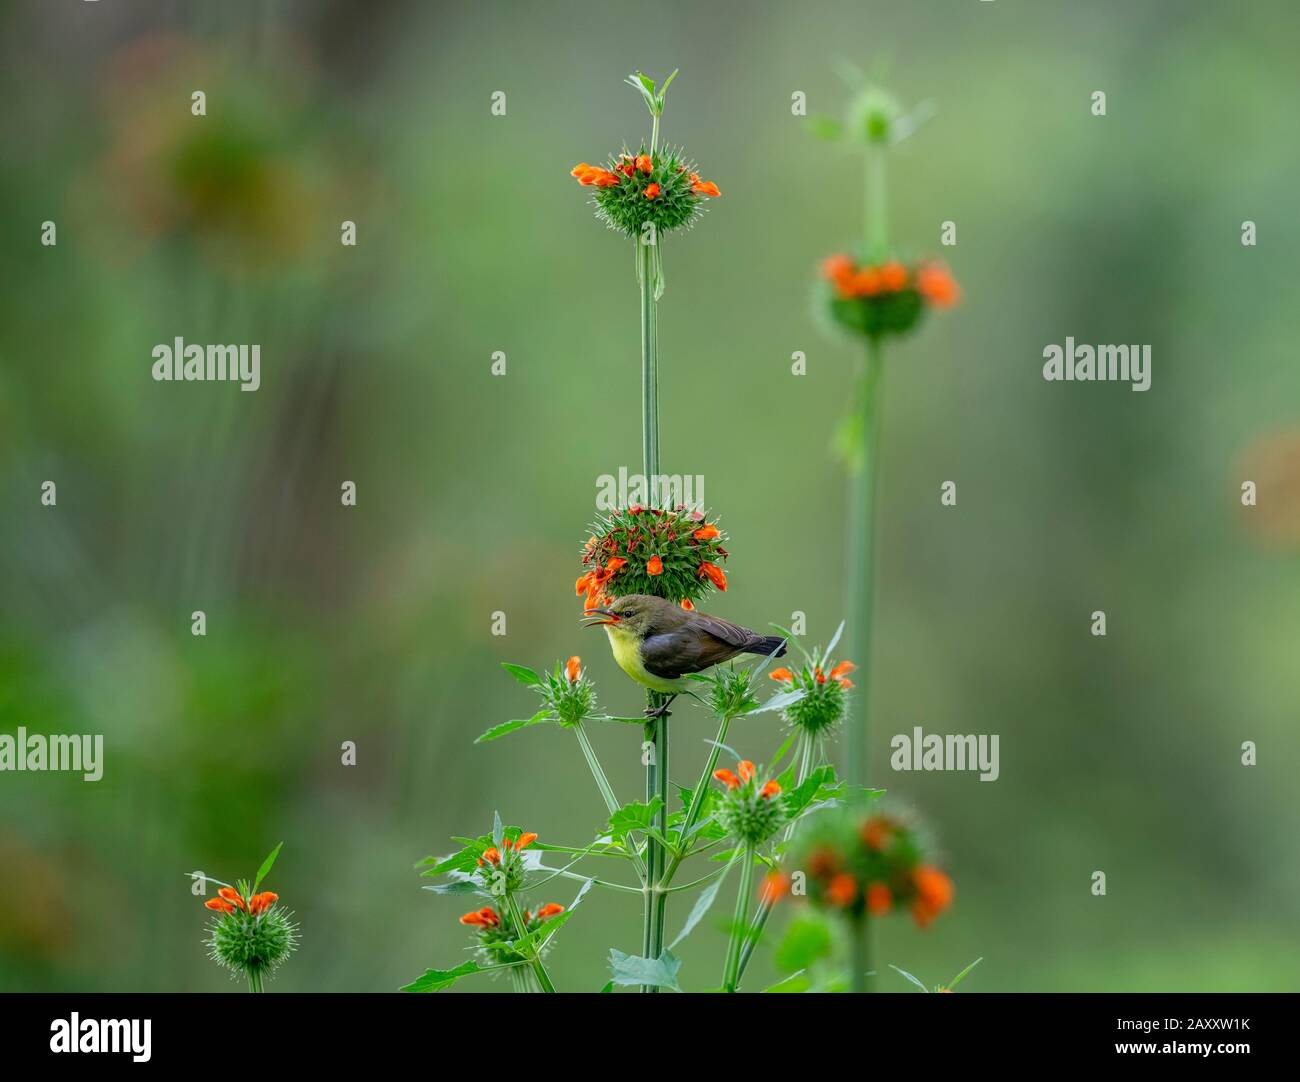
{"left": 722, "top": 845, "right": 756, "bottom": 991}
{"left": 850, "top": 915, "right": 872, "bottom": 993}
{"left": 660, "top": 712, "right": 732, "bottom": 888}
{"left": 505, "top": 894, "right": 556, "bottom": 993}
{"left": 575, "top": 722, "right": 645, "bottom": 878}
{"left": 845, "top": 341, "right": 884, "bottom": 789}
{"left": 734, "top": 731, "right": 817, "bottom": 984}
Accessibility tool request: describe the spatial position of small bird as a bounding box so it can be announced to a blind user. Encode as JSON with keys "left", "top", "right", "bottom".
{"left": 583, "top": 594, "right": 787, "bottom": 716}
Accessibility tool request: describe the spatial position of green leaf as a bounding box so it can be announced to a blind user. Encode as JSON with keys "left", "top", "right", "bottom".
{"left": 668, "top": 861, "right": 732, "bottom": 949}
{"left": 253, "top": 842, "right": 283, "bottom": 892}
{"left": 492, "top": 811, "right": 504, "bottom": 850}
{"left": 763, "top": 971, "right": 811, "bottom": 993}
{"left": 598, "top": 980, "right": 615, "bottom": 993}
{"left": 745, "top": 689, "right": 804, "bottom": 715}
{"left": 774, "top": 914, "right": 832, "bottom": 972}
{"left": 889, "top": 964, "right": 930, "bottom": 993}
{"left": 606, "top": 797, "right": 663, "bottom": 843}
{"left": 947, "top": 956, "right": 984, "bottom": 990}
{"left": 805, "top": 114, "right": 844, "bottom": 142}
{"left": 608, "top": 948, "right": 682, "bottom": 991}
{"left": 401, "top": 961, "right": 486, "bottom": 992}
{"left": 420, "top": 880, "right": 482, "bottom": 896}
{"left": 501, "top": 662, "right": 541, "bottom": 687}
{"left": 475, "top": 709, "right": 553, "bottom": 743}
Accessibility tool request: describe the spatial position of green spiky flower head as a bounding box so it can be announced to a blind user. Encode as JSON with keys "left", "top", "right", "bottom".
{"left": 713, "top": 759, "right": 785, "bottom": 847}
{"left": 204, "top": 881, "right": 298, "bottom": 985}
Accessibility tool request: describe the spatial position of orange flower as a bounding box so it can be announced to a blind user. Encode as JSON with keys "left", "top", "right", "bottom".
{"left": 737, "top": 760, "right": 755, "bottom": 782}
{"left": 692, "top": 524, "right": 720, "bottom": 541}
{"left": 827, "top": 872, "right": 857, "bottom": 907}
{"left": 605, "top": 557, "right": 627, "bottom": 573}
{"left": 911, "top": 865, "right": 954, "bottom": 928}
{"left": 565, "top": 656, "right": 582, "bottom": 683}
{"left": 248, "top": 891, "right": 278, "bottom": 916}
{"left": 646, "top": 554, "right": 664, "bottom": 575}
{"left": 459, "top": 907, "right": 500, "bottom": 928}
{"left": 713, "top": 768, "right": 741, "bottom": 790}
{"left": 536, "top": 902, "right": 565, "bottom": 918}
{"left": 829, "top": 660, "right": 856, "bottom": 689}
{"left": 759, "top": 779, "right": 782, "bottom": 800}
{"left": 761, "top": 871, "right": 790, "bottom": 905}
{"left": 916, "top": 264, "right": 960, "bottom": 308}
{"left": 698, "top": 561, "right": 727, "bottom": 591}
{"left": 691, "top": 177, "right": 721, "bottom": 197}
{"left": 204, "top": 898, "right": 235, "bottom": 914}
{"left": 861, "top": 816, "right": 894, "bottom": 852}
{"left": 514, "top": 832, "right": 538, "bottom": 851}
{"left": 218, "top": 887, "right": 246, "bottom": 911}
{"left": 849, "top": 267, "right": 883, "bottom": 297}
{"left": 571, "top": 163, "right": 621, "bottom": 189}
{"left": 821, "top": 253, "right": 854, "bottom": 283}
{"left": 866, "top": 882, "right": 893, "bottom": 916}
{"left": 814, "top": 666, "right": 826, "bottom": 684}
{"left": 644, "top": 183, "right": 661, "bottom": 200}
{"left": 679, "top": 598, "right": 695, "bottom": 611}
{"left": 478, "top": 847, "right": 501, "bottom": 866}
{"left": 768, "top": 667, "right": 793, "bottom": 682}
{"left": 879, "top": 261, "right": 907, "bottom": 291}
{"left": 635, "top": 154, "right": 652, "bottom": 174}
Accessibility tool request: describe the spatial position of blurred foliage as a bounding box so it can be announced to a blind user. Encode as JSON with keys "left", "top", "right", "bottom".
{"left": 1, "top": 0, "right": 1299, "bottom": 992}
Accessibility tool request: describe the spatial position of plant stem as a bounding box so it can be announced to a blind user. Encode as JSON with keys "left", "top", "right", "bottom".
{"left": 722, "top": 845, "right": 756, "bottom": 991}
{"left": 850, "top": 915, "right": 872, "bottom": 993}
{"left": 659, "top": 711, "right": 732, "bottom": 888}
{"left": 845, "top": 339, "right": 884, "bottom": 790}
{"left": 245, "top": 969, "right": 263, "bottom": 993}
{"left": 505, "top": 895, "right": 556, "bottom": 993}
{"left": 574, "top": 723, "right": 646, "bottom": 878}
{"left": 734, "top": 732, "right": 817, "bottom": 983}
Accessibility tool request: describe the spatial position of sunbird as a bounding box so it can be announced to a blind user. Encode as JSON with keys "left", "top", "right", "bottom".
{"left": 583, "top": 594, "right": 787, "bottom": 716}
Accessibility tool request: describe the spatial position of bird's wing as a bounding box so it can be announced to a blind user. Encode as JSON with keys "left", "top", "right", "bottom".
{"left": 685, "top": 612, "right": 760, "bottom": 648}
{"left": 641, "top": 626, "right": 747, "bottom": 678}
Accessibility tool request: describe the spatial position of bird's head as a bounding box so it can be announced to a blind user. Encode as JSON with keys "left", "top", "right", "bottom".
{"left": 582, "top": 594, "right": 678, "bottom": 638}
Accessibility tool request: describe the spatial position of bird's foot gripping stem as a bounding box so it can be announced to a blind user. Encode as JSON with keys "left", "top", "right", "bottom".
{"left": 643, "top": 695, "right": 676, "bottom": 719}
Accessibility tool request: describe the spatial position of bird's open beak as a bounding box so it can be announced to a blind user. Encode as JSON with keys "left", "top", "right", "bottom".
{"left": 581, "top": 607, "right": 619, "bottom": 627}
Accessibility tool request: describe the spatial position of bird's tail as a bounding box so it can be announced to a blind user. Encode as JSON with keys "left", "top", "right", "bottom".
{"left": 744, "top": 636, "right": 788, "bottom": 658}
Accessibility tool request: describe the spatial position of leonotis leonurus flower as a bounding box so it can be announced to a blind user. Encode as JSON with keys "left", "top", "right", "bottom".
{"left": 713, "top": 759, "right": 784, "bottom": 846}
{"left": 459, "top": 902, "right": 565, "bottom": 966}
{"left": 788, "top": 804, "right": 953, "bottom": 928}
{"left": 577, "top": 505, "right": 729, "bottom": 609}
{"left": 202, "top": 883, "right": 298, "bottom": 986}
{"left": 820, "top": 254, "right": 959, "bottom": 341}
{"left": 572, "top": 150, "right": 720, "bottom": 238}
{"left": 475, "top": 830, "right": 538, "bottom": 898}
{"left": 769, "top": 658, "right": 855, "bottom": 735}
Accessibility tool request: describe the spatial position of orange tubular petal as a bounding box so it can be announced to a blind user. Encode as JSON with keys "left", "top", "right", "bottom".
{"left": 537, "top": 903, "right": 565, "bottom": 918}
{"left": 635, "top": 154, "right": 652, "bottom": 174}
{"left": 879, "top": 261, "right": 907, "bottom": 291}
{"left": 459, "top": 910, "right": 485, "bottom": 925}
{"left": 516, "top": 832, "right": 538, "bottom": 851}
{"left": 917, "top": 265, "right": 960, "bottom": 308}
{"left": 827, "top": 873, "right": 857, "bottom": 907}
{"left": 866, "top": 882, "right": 893, "bottom": 916}
{"left": 481, "top": 847, "right": 500, "bottom": 865}
{"left": 768, "top": 667, "right": 793, "bottom": 682}
{"left": 644, "top": 183, "right": 661, "bottom": 200}
{"left": 204, "top": 898, "right": 235, "bottom": 914}
{"left": 575, "top": 572, "right": 594, "bottom": 596}
{"left": 759, "top": 779, "right": 781, "bottom": 800}
{"left": 821, "top": 253, "right": 854, "bottom": 282}
{"left": 737, "top": 760, "right": 755, "bottom": 782}
{"left": 606, "top": 557, "right": 627, "bottom": 572}
{"left": 566, "top": 656, "right": 582, "bottom": 683}
{"left": 713, "top": 768, "right": 740, "bottom": 790}
{"left": 692, "top": 524, "right": 720, "bottom": 541}
{"left": 646, "top": 555, "right": 663, "bottom": 575}
{"left": 698, "top": 562, "right": 727, "bottom": 591}
{"left": 679, "top": 598, "right": 695, "bottom": 611}
{"left": 914, "top": 865, "right": 954, "bottom": 913}
{"left": 218, "top": 887, "right": 246, "bottom": 911}
{"left": 829, "top": 660, "right": 856, "bottom": 680}
{"left": 692, "top": 179, "right": 721, "bottom": 197}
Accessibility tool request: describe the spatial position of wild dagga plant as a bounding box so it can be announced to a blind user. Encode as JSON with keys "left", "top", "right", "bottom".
{"left": 803, "top": 64, "right": 962, "bottom": 989}
{"left": 194, "top": 842, "right": 297, "bottom": 992}
{"left": 405, "top": 70, "right": 961, "bottom": 993}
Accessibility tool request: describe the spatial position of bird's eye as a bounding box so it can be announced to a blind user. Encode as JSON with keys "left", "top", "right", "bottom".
{"left": 622, "top": 609, "right": 635, "bottom": 617}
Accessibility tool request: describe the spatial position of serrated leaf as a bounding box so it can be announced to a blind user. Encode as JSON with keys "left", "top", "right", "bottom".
{"left": 608, "top": 948, "right": 682, "bottom": 991}
{"left": 400, "top": 961, "right": 485, "bottom": 992}
{"left": 501, "top": 662, "right": 541, "bottom": 687}
{"left": 475, "top": 709, "right": 553, "bottom": 743}
{"left": 253, "top": 841, "right": 283, "bottom": 891}
{"left": 775, "top": 914, "right": 832, "bottom": 972}
{"left": 606, "top": 797, "right": 663, "bottom": 842}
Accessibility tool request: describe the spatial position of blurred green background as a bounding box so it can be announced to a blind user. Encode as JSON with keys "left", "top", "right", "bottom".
{"left": 2, "top": 0, "right": 1298, "bottom": 992}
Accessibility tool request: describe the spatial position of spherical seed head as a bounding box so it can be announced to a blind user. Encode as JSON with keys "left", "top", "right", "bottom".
{"left": 591, "top": 147, "right": 713, "bottom": 239}
{"left": 207, "top": 904, "right": 298, "bottom": 979}
{"left": 718, "top": 785, "right": 785, "bottom": 847}
{"left": 784, "top": 675, "right": 848, "bottom": 735}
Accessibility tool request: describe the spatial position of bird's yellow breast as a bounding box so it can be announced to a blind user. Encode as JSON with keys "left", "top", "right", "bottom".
{"left": 604, "top": 624, "right": 686, "bottom": 693}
